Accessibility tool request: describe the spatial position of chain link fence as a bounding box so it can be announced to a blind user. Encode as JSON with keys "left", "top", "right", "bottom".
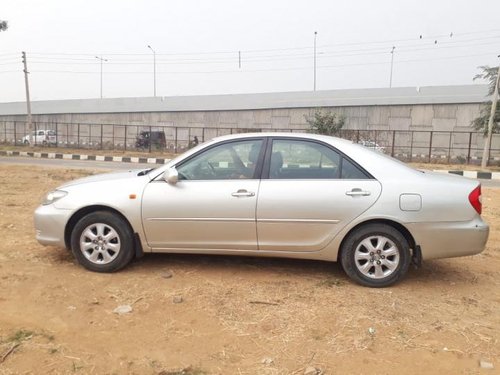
{"left": 0, "top": 120, "right": 499, "bottom": 164}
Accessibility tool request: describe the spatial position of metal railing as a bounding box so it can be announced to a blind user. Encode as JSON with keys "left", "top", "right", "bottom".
{"left": 0, "top": 120, "right": 499, "bottom": 164}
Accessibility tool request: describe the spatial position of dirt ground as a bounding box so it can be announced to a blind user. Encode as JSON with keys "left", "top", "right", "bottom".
{"left": 0, "top": 165, "right": 499, "bottom": 375}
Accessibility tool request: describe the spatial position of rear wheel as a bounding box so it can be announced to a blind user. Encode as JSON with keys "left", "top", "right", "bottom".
{"left": 340, "top": 224, "right": 411, "bottom": 287}
{"left": 70, "top": 211, "right": 134, "bottom": 272}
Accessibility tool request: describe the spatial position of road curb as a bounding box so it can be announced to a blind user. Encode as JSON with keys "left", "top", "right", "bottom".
{"left": 1, "top": 149, "right": 499, "bottom": 179}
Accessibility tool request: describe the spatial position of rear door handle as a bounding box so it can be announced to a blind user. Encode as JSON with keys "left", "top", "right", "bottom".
{"left": 346, "top": 188, "right": 371, "bottom": 197}
{"left": 231, "top": 189, "right": 255, "bottom": 197}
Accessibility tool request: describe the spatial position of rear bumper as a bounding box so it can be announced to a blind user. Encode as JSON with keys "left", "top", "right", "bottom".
{"left": 34, "top": 204, "right": 72, "bottom": 248}
{"left": 406, "top": 218, "right": 489, "bottom": 260}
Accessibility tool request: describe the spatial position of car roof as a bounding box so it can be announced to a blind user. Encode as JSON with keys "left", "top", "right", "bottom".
{"left": 212, "top": 132, "right": 354, "bottom": 146}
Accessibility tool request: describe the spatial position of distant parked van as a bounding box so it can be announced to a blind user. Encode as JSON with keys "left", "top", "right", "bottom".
{"left": 22, "top": 130, "right": 57, "bottom": 145}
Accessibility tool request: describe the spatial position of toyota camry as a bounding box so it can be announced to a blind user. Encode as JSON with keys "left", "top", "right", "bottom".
{"left": 34, "top": 133, "right": 489, "bottom": 287}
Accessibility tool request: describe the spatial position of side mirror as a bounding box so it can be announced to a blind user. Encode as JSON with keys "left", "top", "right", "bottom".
{"left": 163, "top": 167, "right": 179, "bottom": 185}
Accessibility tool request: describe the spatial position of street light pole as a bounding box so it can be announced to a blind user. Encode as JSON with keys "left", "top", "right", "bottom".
{"left": 147, "top": 45, "right": 157, "bottom": 97}
{"left": 95, "top": 56, "right": 108, "bottom": 98}
{"left": 389, "top": 46, "right": 396, "bottom": 88}
{"left": 313, "top": 31, "right": 318, "bottom": 91}
{"left": 481, "top": 55, "right": 500, "bottom": 168}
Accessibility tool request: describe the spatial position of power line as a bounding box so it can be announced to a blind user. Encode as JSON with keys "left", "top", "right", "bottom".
{"left": 21, "top": 38, "right": 500, "bottom": 66}
{"left": 16, "top": 33, "right": 498, "bottom": 69}
{"left": 21, "top": 28, "right": 500, "bottom": 58}
{"left": 26, "top": 52, "right": 494, "bottom": 75}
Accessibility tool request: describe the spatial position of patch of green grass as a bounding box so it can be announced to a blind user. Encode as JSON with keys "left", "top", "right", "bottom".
{"left": 7, "top": 329, "right": 34, "bottom": 343}
{"left": 1, "top": 329, "right": 55, "bottom": 346}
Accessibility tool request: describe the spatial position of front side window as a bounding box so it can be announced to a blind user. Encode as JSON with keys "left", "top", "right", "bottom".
{"left": 269, "top": 139, "right": 369, "bottom": 180}
{"left": 177, "top": 139, "right": 263, "bottom": 180}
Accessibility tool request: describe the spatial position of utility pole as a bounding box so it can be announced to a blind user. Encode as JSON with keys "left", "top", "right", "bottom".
{"left": 21, "top": 51, "right": 32, "bottom": 139}
{"left": 147, "top": 45, "right": 157, "bottom": 97}
{"left": 481, "top": 56, "right": 500, "bottom": 168}
{"left": 389, "top": 46, "right": 396, "bottom": 88}
{"left": 313, "top": 31, "right": 318, "bottom": 91}
{"left": 95, "top": 56, "right": 108, "bottom": 98}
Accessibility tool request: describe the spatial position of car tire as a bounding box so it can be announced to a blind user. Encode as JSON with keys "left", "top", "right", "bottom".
{"left": 70, "top": 211, "right": 135, "bottom": 273}
{"left": 340, "top": 224, "right": 411, "bottom": 287}
{"left": 23, "top": 140, "right": 29, "bottom": 145}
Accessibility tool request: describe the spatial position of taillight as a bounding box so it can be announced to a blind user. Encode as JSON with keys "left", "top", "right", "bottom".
{"left": 468, "top": 185, "right": 482, "bottom": 215}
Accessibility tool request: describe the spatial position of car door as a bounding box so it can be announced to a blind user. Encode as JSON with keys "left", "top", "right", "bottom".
{"left": 35, "top": 130, "right": 45, "bottom": 144}
{"left": 256, "top": 138, "right": 382, "bottom": 252}
{"left": 142, "top": 138, "right": 265, "bottom": 250}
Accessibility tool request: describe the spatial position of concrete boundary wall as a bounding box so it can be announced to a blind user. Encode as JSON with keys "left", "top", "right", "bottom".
{"left": 0, "top": 85, "right": 496, "bottom": 158}
{"left": 0, "top": 85, "right": 491, "bottom": 134}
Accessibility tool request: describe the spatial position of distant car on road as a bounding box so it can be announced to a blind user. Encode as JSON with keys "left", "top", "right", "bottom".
{"left": 34, "top": 133, "right": 489, "bottom": 287}
{"left": 22, "top": 129, "right": 57, "bottom": 146}
{"left": 359, "top": 140, "right": 385, "bottom": 153}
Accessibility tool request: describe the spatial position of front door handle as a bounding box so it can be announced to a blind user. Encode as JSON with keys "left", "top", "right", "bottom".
{"left": 346, "top": 188, "right": 371, "bottom": 197}
{"left": 231, "top": 189, "right": 255, "bottom": 197}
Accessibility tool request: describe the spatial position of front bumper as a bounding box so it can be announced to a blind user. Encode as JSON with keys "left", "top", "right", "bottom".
{"left": 34, "top": 204, "right": 72, "bottom": 248}
{"left": 406, "top": 217, "right": 489, "bottom": 260}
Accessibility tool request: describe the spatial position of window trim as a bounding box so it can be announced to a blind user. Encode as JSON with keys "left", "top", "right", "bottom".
{"left": 261, "top": 137, "right": 374, "bottom": 180}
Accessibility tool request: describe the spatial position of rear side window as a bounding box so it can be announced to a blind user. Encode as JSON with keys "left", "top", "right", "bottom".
{"left": 341, "top": 158, "right": 369, "bottom": 179}
{"left": 269, "top": 139, "right": 369, "bottom": 180}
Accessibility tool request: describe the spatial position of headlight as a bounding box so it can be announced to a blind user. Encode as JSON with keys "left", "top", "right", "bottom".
{"left": 42, "top": 190, "right": 68, "bottom": 205}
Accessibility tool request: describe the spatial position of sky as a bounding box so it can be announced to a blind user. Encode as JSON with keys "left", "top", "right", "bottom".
{"left": 0, "top": 0, "right": 499, "bottom": 102}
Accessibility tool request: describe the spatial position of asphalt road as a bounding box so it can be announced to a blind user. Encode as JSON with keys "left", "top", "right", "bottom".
{"left": 0, "top": 156, "right": 154, "bottom": 171}
{"left": 1, "top": 156, "right": 499, "bottom": 187}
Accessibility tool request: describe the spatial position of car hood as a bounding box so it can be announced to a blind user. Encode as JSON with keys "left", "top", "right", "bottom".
{"left": 58, "top": 169, "right": 151, "bottom": 189}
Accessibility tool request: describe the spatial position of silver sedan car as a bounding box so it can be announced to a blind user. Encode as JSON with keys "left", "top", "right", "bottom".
{"left": 34, "top": 133, "right": 489, "bottom": 287}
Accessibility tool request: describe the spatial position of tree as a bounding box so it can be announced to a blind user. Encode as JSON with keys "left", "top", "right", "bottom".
{"left": 305, "top": 109, "right": 345, "bottom": 136}
{"left": 472, "top": 65, "right": 500, "bottom": 135}
{"left": 0, "top": 20, "right": 8, "bottom": 32}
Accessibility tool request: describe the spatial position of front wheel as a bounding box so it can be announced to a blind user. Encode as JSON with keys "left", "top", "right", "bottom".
{"left": 70, "top": 211, "right": 134, "bottom": 272}
{"left": 340, "top": 224, "right": 411, "bottom": 287}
